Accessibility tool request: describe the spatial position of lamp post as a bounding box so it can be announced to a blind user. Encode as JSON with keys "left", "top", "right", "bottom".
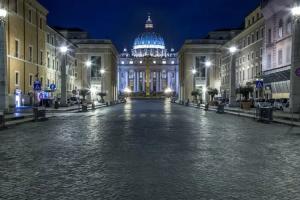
{"left": 0, "top": 8, "right": 7, "bottom": 129}
{"left": 192, "top": 68, "right": 197, "bottom": 91}
{"left": 228, "top": 46, "right": 238, "bottom": 107}
{"left": 59, "top": 46, "right": 68, "bottom": 106}
{"left": 204, "top": 60, "right": 212, "bottom": 103}
{"left": 290, "top": 2, "right": 300, "bottom": 113}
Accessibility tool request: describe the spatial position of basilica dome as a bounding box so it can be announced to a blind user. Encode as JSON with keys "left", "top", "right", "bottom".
{"left": 132, "top": 15, "right": 167, "bottom": 58}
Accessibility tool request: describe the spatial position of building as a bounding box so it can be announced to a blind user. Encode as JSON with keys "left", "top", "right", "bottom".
{"left": 2, "top": 0, "right": 48, "bottom": 109}
{"left": 261, "top": 0, "right": 293, "bottom": 100}
{"left": 58, "top": 28, "right": 119, "bottom": 102}
{"left": 118, "top": 15, "right": 179, "bottom": 96}
{"left": 220, "top": 7, "right": 265, "bottom": 103}
{"left": 179, "top": 30, "right": 240, "bottom": 103}
{"left": 45, "top": 26, "right": 79, "bottom": 105}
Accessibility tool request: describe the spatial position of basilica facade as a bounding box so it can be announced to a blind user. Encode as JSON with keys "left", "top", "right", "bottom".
{"left": 118, "top": 16, "right": 179, "bottom": 96}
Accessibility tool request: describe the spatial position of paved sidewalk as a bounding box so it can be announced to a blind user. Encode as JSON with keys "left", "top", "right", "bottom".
{"left": 178, "top": 102, "right": 300, "bottom": 127}
{"left": 1, "top": 102, "right": 114, "bottom": 128}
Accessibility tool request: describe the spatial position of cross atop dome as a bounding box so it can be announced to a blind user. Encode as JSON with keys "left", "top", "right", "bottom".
{"left": 145, "top": 13, "right": 153, "bottom": 29}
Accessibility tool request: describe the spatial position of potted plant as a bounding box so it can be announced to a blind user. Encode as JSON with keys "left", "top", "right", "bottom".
{"left": 98, "top": 92, "right": 107, "bottom": 103}
{"left": 191, "top": 90, "right": 200, "bottom": 103}
{"left": 207, "top": 88, "right": 218, "bottom": 104}
{"left": 237, "top": 85, "right": 253, "bottom": 110}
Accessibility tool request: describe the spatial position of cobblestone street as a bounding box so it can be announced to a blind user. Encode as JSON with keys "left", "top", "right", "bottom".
{"left": 1, "top": 100, "right": 300, "bottom": 200}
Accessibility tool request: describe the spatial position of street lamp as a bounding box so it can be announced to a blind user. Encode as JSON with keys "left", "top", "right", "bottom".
{"left": 292, "top": 6, "right": 300, "bottom": 16}
{"left": 59, "top": 46, "right": 69, "bottom": 106}
{"left": 85, "top": 60, "right": 92, "bottom": 67}
{"left": 229, "top": 46, "right": 238, "bottom": 54}
{"left": 205, "top": 61, "right": 212, "bottom": 68}
{"left": 0, "top": 8, "right": 7, "bottom": 129}
{"left": 100, "top": 69, "right": 106, "bottom": 75}
{"left": 59, "top": 46, "right": 68, "bottom": 54}
{"left": 228, "top": 46, "right": 239, "bottom": 107}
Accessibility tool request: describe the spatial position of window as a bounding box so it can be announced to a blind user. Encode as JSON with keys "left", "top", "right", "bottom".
{"left": 248, "top": 54, "right": 250, "bottom": 61}
{"left": 39, "top": 18, "right": 43, "bottom": 29}
{"left": 268, "top": 29, "right": 272, "bottom": 43}
{"left": 40, "top": 51, "right": 43, "bottom": 65}
{"left": 256, "top": 30, "right": 259, "bottom": 40}
{"left": 278, "top": 49, "right": 283, "bottom": 65}
{"left": 278, "top": 19, "right": 283, "bottom": 38}
{"left": 53, "top": 59, "right": 55, "bottom": 69}
{"left": 40, "top": 77, "right": 43, "bottom": 86}
{"left": 15, "top": 72, "right": 19, "bottom": 85}
{"left": 251, "top": 33, "right": 255, "bottom": 43}
{"left": 28, "top": 9, "right": 32, "bottom": 22}
{"left": 252, "top": 52, "right": 255, "bottom": 59}
{"left": 29, "top": 74, "right": 33, "bottom": 86}
{"left": 51, "top": 36, "right": 55, "bottom": 45}
{"left": 243, "top": 39, "right": 246, "bottom": 48}
{"left": 287, "top": 17, "right": 292, "bottom": 34}
{"left": 267, "top": 54, "right": 272, "bottom": 68}
{"left": 47, "top": 79, "right": 50, "bottom": 87}
{"left": 247, "top": 36, "right": 251, "bottom": 45}
{"left": 247, "top": 68, "right": 250, "bottom": 80}
{"left": 260, "top": 48, "right": 263, "bottom": 57}
{"left": 29, "top": 46, "right": 33, "bottom": 62}
{"left": 91, "top": 56, "right": 102, "bottom": 77}
{"left": 13, "top": 0, "right": 18, "bottom": 13}
{"left": 286, "top": 46, "right": 291, "bottom": 63}
{"left": 261, "top": 28, "right": 265, "bottom": 38}
{"left": 47, "top": 34, "right": 50, "bottom": 43}
{"left": 15, "top": 40, "right": 19, "bottom": 57}
{"left": 47, "top": 52, "right": 50, "bottom": 68}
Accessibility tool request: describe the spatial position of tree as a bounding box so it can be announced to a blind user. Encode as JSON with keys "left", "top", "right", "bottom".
{"left": 207, "top": 88, "right": 218, "bottom": 101}
{"left": 191, "top": 90, "right": 200, "bottom": 100}
{"left": 97, "top": 92, "right": 107, "bottom": 103}
{"left": 236, "top": 86, "right": 253, "bottom": 101}
{"left": 79, "top": 89, "right": 90, "bottom": 101}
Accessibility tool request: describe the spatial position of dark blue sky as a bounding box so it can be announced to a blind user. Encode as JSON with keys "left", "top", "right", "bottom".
{"left": 39, "top": 0, "right": 261, "bottom": 51}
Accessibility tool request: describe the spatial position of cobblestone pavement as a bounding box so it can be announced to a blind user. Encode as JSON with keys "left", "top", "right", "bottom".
{"left": 1, "top": 100, "right": 300, "bottom": 200}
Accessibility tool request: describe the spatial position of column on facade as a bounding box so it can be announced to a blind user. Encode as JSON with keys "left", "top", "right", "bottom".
{"left": 150, "top": 71, "right": 153, "bottom": 92}
{"left": 229, "top": 54, "right": 237, "bottom": 106}
{"left": 142, "top": 71, "right": 145, "bottom": 92}
{"left": 156, "top": 71, "right": 160, "bottom": 92}
{"left": 133, "top": 71, "right": 137, "bottom": 92}
{"left": 137, "top": 71, "right": 140, "bottom": 92}
{"left": 125, "top": 71, "right": 129, "bottom": 90}
{"left": 159, "top": 71, "right": 162, "bottom": 91}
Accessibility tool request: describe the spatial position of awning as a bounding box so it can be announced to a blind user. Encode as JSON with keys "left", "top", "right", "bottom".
{"left": 263, "top": 69, "right": 290, "bottom": 84}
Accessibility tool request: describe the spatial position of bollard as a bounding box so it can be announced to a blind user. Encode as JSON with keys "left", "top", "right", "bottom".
{"left": 0, "top": 111, "right": 5, "bottom": 130}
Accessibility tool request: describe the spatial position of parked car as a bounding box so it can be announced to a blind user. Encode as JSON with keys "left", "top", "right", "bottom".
{"left": 69, "top": 97, "right": 80, "bottom": 105}
{"left": 254, "top": 99, "right": 265, "bottom": 108}
{"left": 273, "top": 98, "right": 289, "bottom": 110}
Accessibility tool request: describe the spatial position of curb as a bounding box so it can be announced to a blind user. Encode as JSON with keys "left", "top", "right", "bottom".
{"left": 173, "top": 102, "right": 300, "bottom": 127}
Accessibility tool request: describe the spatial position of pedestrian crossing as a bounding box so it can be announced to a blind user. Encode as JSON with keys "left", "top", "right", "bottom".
{"left": 115, "top": 113, "right": 173, "bottom": 118}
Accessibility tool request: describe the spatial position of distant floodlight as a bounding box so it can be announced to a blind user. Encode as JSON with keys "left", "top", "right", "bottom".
{"left": 205, "top": 61, "right": 212, "bottom": 67}
{"left": 229, "top": 46, "right": 238, "bottom": 54}
{"left": 59, "top": 46, "right": 68, "bottom": 54}
{"left": 192, "top": 69, "right": 197, "bottom": 75}
{"left": 100, "top": 69, "right": 106, "bottom": 74}
{"left": 85, "top": 61, "right": 92, "bottom": 67}
{"left": 292, "top": 6, "right": 300, "bottom": 16}
{"left": 0, "top": 9, "right": 7, "bottom": 18}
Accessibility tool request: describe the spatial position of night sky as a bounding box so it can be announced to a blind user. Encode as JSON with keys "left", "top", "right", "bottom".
{"left": 39, "top": 0, "right": 261, "bottom": 52}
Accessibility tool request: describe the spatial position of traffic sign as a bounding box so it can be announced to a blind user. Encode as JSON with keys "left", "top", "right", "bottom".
{"left": 33, "top": 81, "right": 42, "bottom": 91}
{"left": 50, "top": 84, "right": 56, "bottom": 91}
{"left": 256, "top": 80, "right": 264, "bottom": 89}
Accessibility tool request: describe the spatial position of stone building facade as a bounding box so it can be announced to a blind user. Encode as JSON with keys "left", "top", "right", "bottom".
{"left": 2, "top": 0, "right": 48, "bottom": 108}
{"left": 179, "top": 30, "right": 240, "bottom": 103}
{"left": 118, "top": 16, "right": 179, "bottom": 96}
{"left": 220, "top": 7, "right": 265, "bottom": 102}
